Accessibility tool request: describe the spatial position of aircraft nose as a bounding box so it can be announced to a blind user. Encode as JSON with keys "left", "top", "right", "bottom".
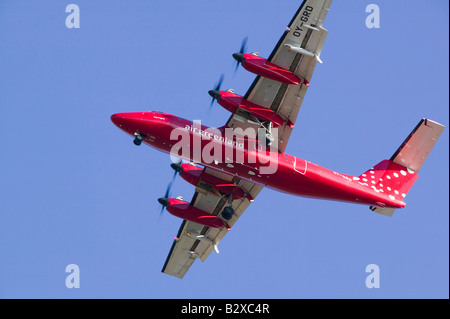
{"left": 110, "top": 112, "right": 147, "bottom": 129}
{"left": 110, "top": 111, "right": 163, "bottom": 139}
{"left": 110, "top": 113, "right": 126, "bottom": 127}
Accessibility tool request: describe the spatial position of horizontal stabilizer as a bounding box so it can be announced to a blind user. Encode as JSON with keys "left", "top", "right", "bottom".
{"left": 370, "top": 206, "right": 396, "bottom": 217}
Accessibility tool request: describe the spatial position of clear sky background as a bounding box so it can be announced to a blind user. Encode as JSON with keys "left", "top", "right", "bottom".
{"left": 0, "top": 0, "right": 448, "bottom": 299}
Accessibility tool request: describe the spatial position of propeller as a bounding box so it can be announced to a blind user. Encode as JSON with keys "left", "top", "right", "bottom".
{"left": 232, "top": 37, "right": 248, "bottom": 72}
{"left": 157, "top": 159, "right": 182, "bottom": 216}
{"left": 157, "top": 186, "right": 170, "bottom": 216}
{"left": 208, "top": 74, "right": 224, "bottom": 109}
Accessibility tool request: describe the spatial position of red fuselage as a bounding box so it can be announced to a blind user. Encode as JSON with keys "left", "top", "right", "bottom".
{"left": 111, "top": 112, "right": 406, "bottom": 209}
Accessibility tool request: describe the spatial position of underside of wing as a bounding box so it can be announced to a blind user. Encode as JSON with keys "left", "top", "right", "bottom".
{"left": 161, "top": 167, "right": 262, "bottom": 279}
{"left": 226, "top": 0, "right": 333, "bottom": 153}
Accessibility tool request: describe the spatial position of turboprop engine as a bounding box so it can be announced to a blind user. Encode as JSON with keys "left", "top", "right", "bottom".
{"left": 170, "top": 163, "right": 254, "bottom": 202}
{"left": 232, "top": 52, "right": 309, "bottom": 86}
{"left": 207, "top": 89, "right": 294, "bottom": 128}
{"left": 158, "top": 197, "right": 230, "bottom": 230}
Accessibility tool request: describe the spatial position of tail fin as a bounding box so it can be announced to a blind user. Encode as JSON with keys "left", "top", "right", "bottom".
{"left": 364, "top": 119, "right": 445, "bottom": 216}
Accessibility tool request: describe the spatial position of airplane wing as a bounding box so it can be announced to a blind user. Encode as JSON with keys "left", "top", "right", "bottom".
{"left": 162, "top": 0, "right": 333, "bottom": 278}
{"left": 162, "top": 167, "right": 262, "bottom": 279}
{"left": 226, "top": 0, "right": 333, "bottom": 153}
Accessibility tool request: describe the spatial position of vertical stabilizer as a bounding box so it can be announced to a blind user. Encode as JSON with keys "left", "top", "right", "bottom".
{"left": 390, "top": 119, "right": 445, "bottom": 173}
{"left": 364, "top": 119, "right": 445, "bottom": 216}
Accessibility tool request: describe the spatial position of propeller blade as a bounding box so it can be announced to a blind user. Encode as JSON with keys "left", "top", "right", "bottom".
{"left": 158, "top": 184, "right": 171, "bottom": 216}
{"left": 240, "top": 37, "right": 248, "bottom": 54}
{"left": 208, "top": 74, "right": 224, "bottom": 109}
{"left": 233, "top": 37, "right": 248, "bottom": 72}
{"left": 164, "top": 182, "right": 171, "bottom": 199}
{"left": 215, "top": 74, "right": 224, "bottom": 91}
{"left": 158, "top": 159, "right": 183, "bottom": 216}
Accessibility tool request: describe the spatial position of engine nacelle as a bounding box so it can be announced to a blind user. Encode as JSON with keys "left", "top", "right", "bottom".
{"left": 163, "top": 198, "right": 230, "bottom": 230}
{"left": 233, "top": 53, "right": 309, "bottom": 86}
{"left": 209, "top": 90, "right": 294, "bottom": 128}
{"left": 173, "top": 163, "right": 254, "bottom": 201}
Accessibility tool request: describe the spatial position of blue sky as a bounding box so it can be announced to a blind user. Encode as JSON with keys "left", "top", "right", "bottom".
{"left": 0, "top": 0, "right": 448, "bottom": 299}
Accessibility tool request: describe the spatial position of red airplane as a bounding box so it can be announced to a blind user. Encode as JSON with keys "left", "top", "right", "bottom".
{"left": 111, "top": 0, "right": 445, "bottom": 279}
